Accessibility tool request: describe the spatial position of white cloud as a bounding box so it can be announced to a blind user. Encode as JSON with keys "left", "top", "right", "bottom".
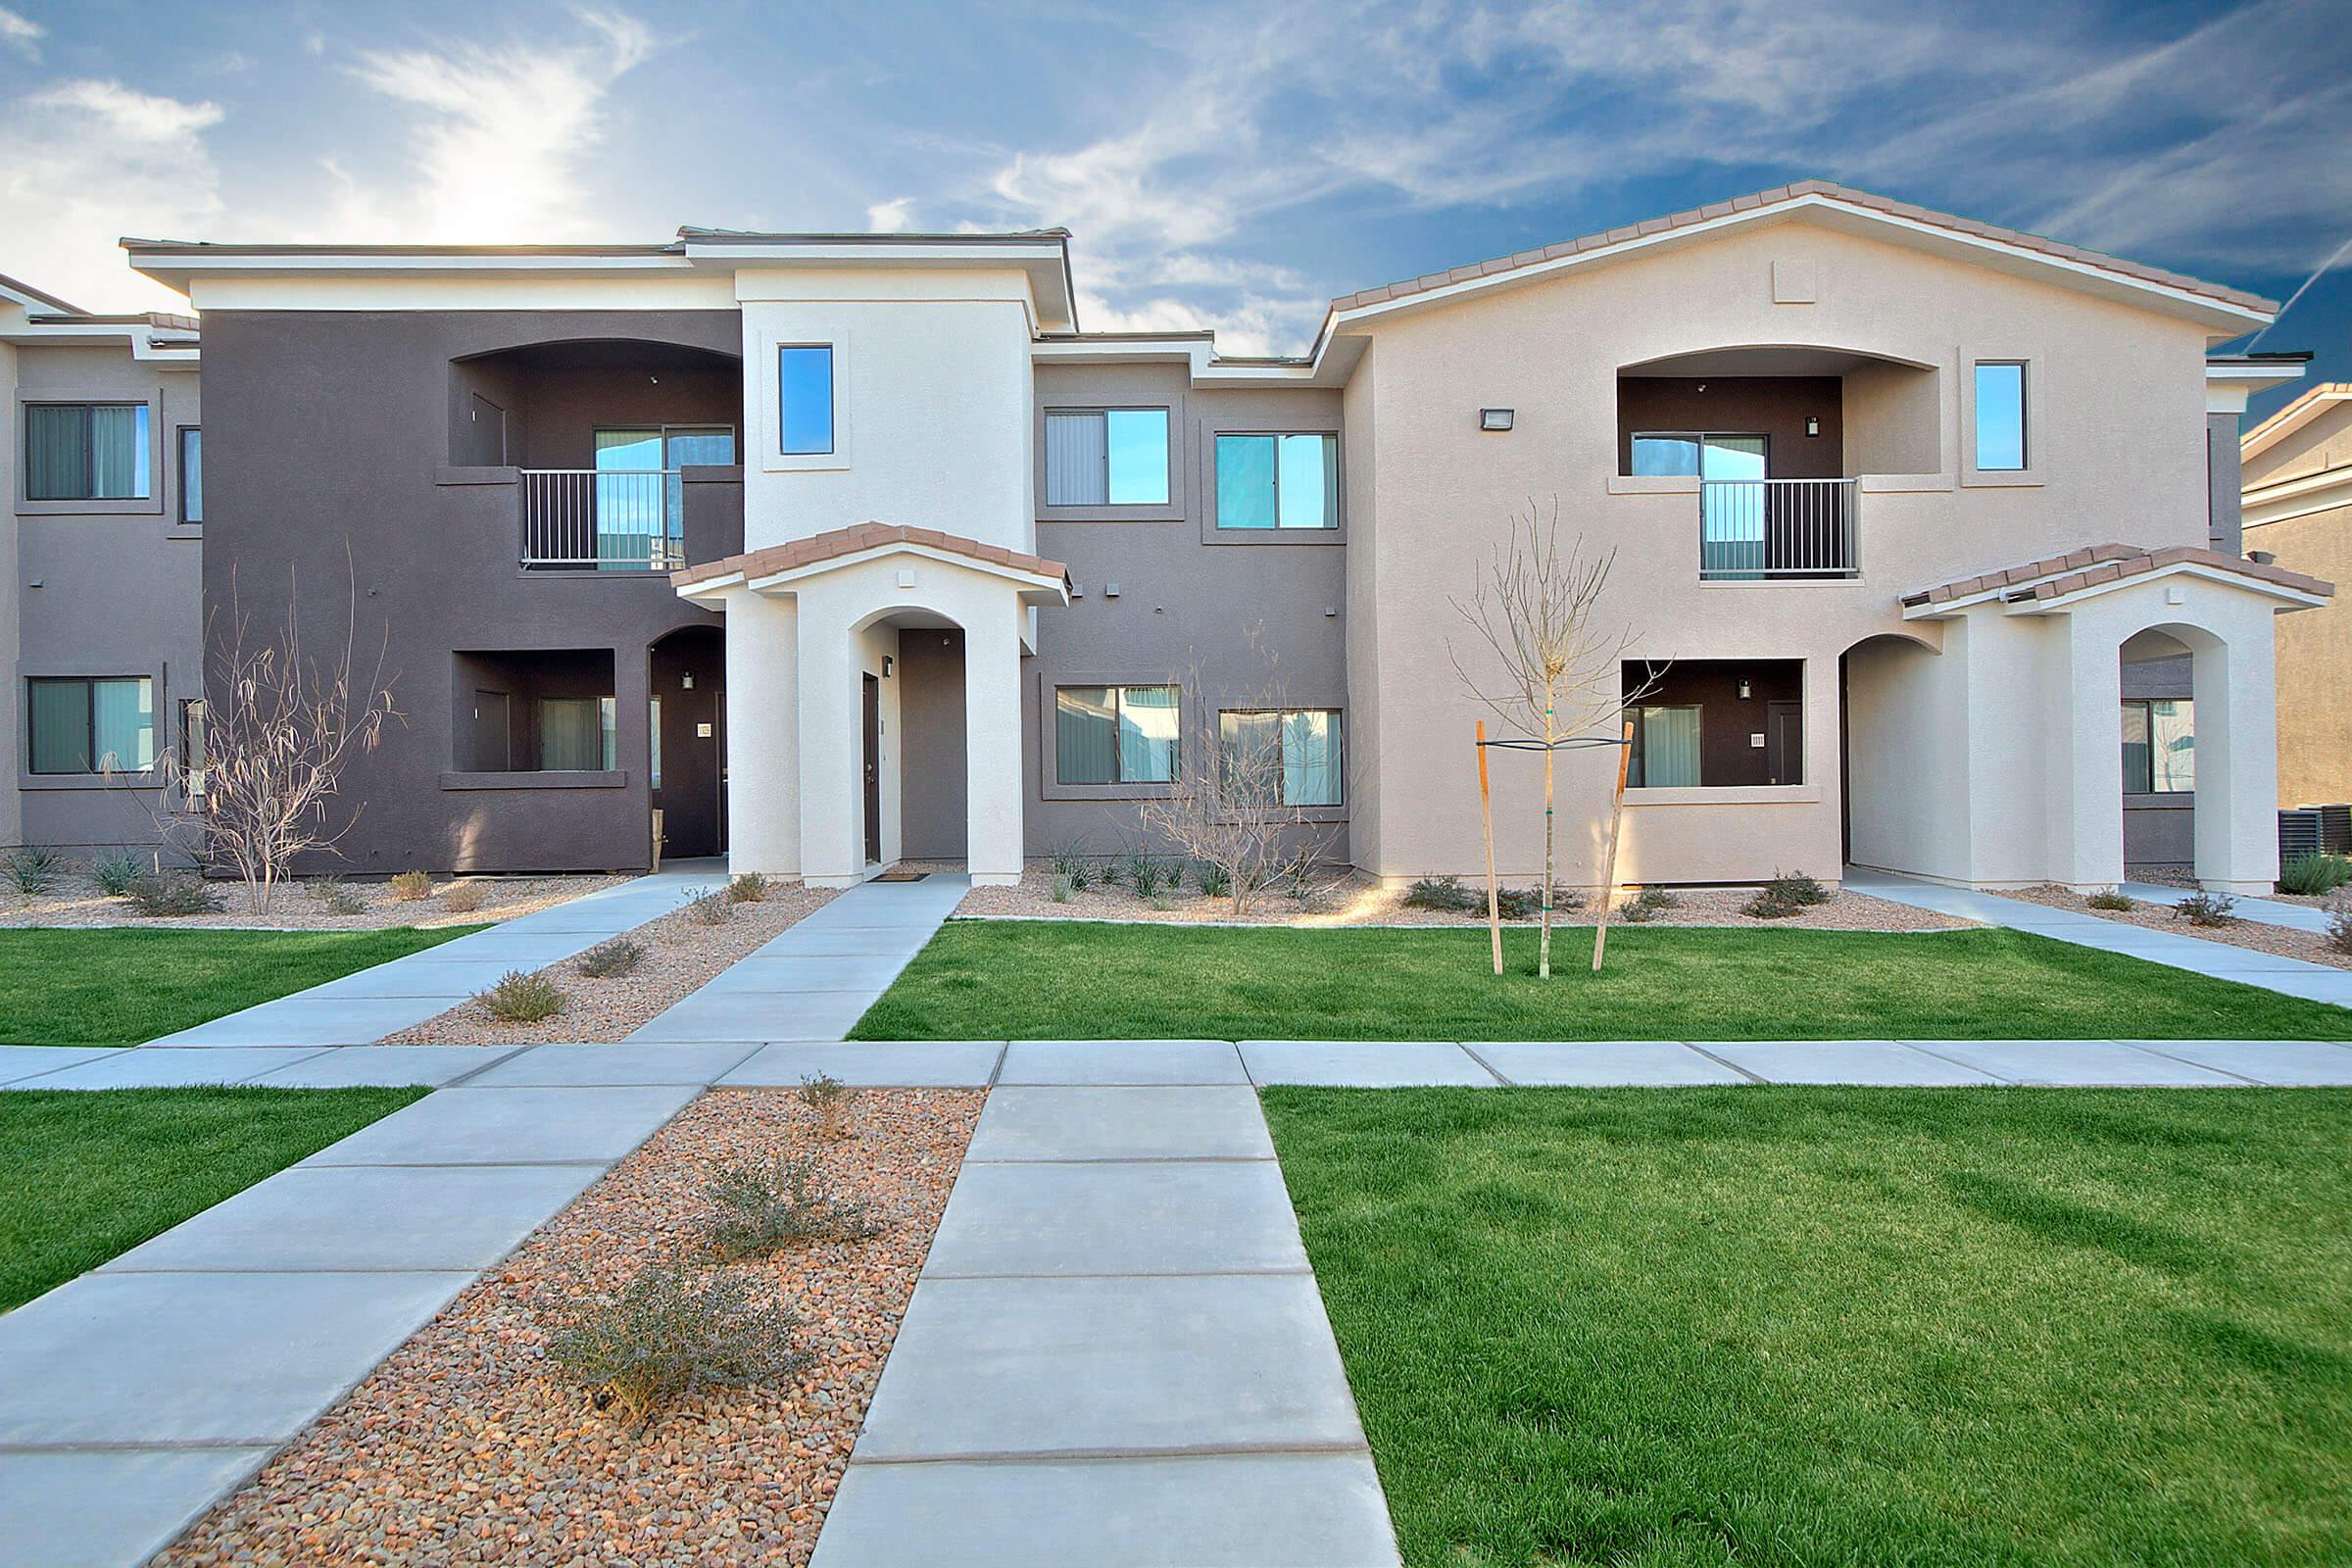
{"left": 319, "top": 9, "right": 660, "bottom": 241}
{"left": 0, "top": 5, "right": 41, "bottom": 60}
{"left": 0, "top": 79, "right": 223, "bottom": 309}
{"left": 866, "top": 196, "right": 915, "bottom": 232}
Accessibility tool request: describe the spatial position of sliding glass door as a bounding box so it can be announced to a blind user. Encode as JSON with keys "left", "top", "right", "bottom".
{"left": 593, "top": 425, "right": 736, "bottom": 570}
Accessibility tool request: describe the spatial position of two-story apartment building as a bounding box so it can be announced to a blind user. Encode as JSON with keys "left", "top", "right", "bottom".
{"left": 120, "top": 180, "right": 2325, "bottom": 895}
{"left": 2, "top": 273, "right": 203, "bottom": 858}
{"left": 2242, "top": 382, "right": 2352, "bottom": 812}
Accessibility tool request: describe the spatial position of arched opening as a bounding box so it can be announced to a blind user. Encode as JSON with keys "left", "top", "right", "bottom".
{"left": 2120, "top": 628, "right": 2198, "bottom": 881}
{"left": 850, "top": 605, "right": 972, "bottom": 872}
{"left": 1838, "top": 629, "right": 1949, "bottom": 877}
{"left": 648, "top": 625, "right": 728, "bottom": 862}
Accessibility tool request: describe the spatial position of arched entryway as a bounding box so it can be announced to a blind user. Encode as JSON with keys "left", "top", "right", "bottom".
{"left": 2120, "top": 629, "right": 2196, "bottom": 878}
{"left": 648, "top": 625, "right": 727, "bottom": 860}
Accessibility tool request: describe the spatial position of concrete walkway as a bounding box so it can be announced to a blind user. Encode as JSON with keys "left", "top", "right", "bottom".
{"left": 1844, "top": 867, "right": 2352, "bottom": 1008}
{"left": 811, "top": 1041, "right": 1400, "bottom": 1568}
{"left": 136, "top": 862, "right": 728, "bottom": 1048}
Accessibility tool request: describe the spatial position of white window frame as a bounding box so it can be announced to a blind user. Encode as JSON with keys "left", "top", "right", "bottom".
{"left": 1959, "top": 348, "right": 2044, "bottom": 487}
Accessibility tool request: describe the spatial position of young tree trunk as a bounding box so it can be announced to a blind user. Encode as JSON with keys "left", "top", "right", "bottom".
{"left": 1592, "top": 716, "right": 1635, "bottom": 972}
{"left": 1477, "top": 721, "right": 1501, "bottom": 977}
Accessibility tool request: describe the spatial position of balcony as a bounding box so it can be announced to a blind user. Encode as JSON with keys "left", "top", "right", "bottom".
{"left": 1699, "top": 477, "right": 1858, "bottom": 580}
{"left": 520, "top": 468, "right": 685, "bottom": 571}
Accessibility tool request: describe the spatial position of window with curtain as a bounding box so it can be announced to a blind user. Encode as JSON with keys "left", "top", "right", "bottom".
{"left": 24, "top": 404, "right": 151, "bottom": 501}
{"left": 1974, "top": 362, "right": 2028, "bottom": 471}
{"left": 1214, "top": 432, "right": 1338, "bottom": 529}
{"left": 539, "top": 696, "right": 617, "bottom": 771}
{"left": 1219, "top": 709, "right": 1343, "bottom": 806}
{"left": 778, "top": 344, "right": 835, "bottom": 455}
{"left": 1054, "top": 684, "right": 1178, "bottom": 785}
{"left": 2122, "top": 699, "right": 2192, "bottom": 794}
{"left": 1045, "top": 409, "right": 1170, "bottom": 505}
{"left": 26, "top": 676, "right": 154, "bottom": 774}
{"left": 178, "top": 427, "right": 202, "bottom": 523}
{"left": 1628, "top": 705, "right": 1702, "bottom": 788}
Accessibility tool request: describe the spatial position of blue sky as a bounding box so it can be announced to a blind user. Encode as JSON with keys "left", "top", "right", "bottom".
{"left": 2, "top": 0, "right": 2344, "bottom": 416}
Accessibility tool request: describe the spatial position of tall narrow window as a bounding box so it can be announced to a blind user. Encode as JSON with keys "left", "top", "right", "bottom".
{"left": 1974, "top": 362, "right": 2028, "bottom": 471}
{"left": 1054, "top": 685, "right": 1178, "bottom": 785}
{"left": 178, "top": 427, "right": 203, "bottom": 524}
{"left": 180, "top": 698, "right": 208, "bottom": 798}
{"left": 648, "top": 696, "right": 663, "bottom": 790}
{"left": 27, "top": 676, "right": 154, "bottom": 774}
{"left": 1214, "top": 433, "right": 1338, "bottom": 529}
{"left": 1046, "top": 409, "right": 1170, "bottom": 505}
{"left": 1219, "top": 709, "right": 1343, "bottom": 806}
{"left": 2122, "top": 699, "right": 2193, "bottom": 793}
{"left": 24, "top": 404, "right": 151, "bottom": 501}
{"left": 777, "top": 344, "right": 835, "bottom": 455}
{"left": 1627, "top": 705, "right": 1702, "bottom": 788}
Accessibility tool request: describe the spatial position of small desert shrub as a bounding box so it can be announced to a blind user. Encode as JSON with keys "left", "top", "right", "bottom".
{"left": 2173, "top": 891, "right": 2238, "bottom": 927}
{"left": 2327, "top": 906, "right": 2352, "bottom": 956}
{"left": 544, "top": 1265, "right": 808, "bottom": 1429}
{"left": 90, "top": 849, "right": 143, "bottom": 897}
{"left": 1763, "top": 869, "right": 1832, "bottom": 907}
{"left": 1048, "top": 844, "right": 1095, "bottom": 891}
{"left": 801, "top": 1071, "right": 858, "bottom": 1139}
{"left": 577, "top": 937, "right": 645, "bottom": 978}
{"left": 387, "top": 869, "right": 434, "bottom": 902}
{"left": 2085, "top": 889, "right": 2135, "bottom": 911}
{"left": 1403, "top": 875, "right": 1479, "bottom": 912}
{"left": 477, "top": 969, "right": 566, "bottom": 1022}
{"left": 2278, "top": 853, "right": 2352, "bottom": 897}
{"left": 1192, "top": 860, "right": 1232, "bottom": 900}
{"left": 697, "top": 1154, "right": 880, "bottom": 1261}
{"left": 6, "top": 847, "right": 63, "bottom": 895}
{"left": 725, "top": 871, "right": 770, "bottom": 904}
{"left": 311, "top": 875, "right": 368, "bottom": 915}
{"left": 686, "top": 889, "right": 735, "bottom": 925}
{"left": 1148, "top": 891, "right": 1174, "bottom": 911}
{"left": 1050, "top": 871, "right": 1075, "bottom": 904}
{"left": 1617, "top": 886, "right": 1681, "bottom": 924}
{"left": 1741, "top": 888, "right": 1802, "bottom": 919}
{"left": 442, "top": 880, "right": 486, "bottom": 913}
{"left": 125, "top": 871, "right": 220, "bottom": 916}
{"left": 1125, "top": 851, "right": 1166, "bottom": 899}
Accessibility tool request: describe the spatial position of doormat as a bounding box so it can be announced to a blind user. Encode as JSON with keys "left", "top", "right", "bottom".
{"left": 872, "top": 868, "right": 930, "bottom": 882}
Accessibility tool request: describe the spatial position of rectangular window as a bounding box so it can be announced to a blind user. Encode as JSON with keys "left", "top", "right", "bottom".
{"left": 539, "top": 696, "right": 618, "bottom": 771}
{"left": 1214, "top": 432, "right": 1338, "bottom": 529}
{"left": 1219, "top": 709, "right": 1344, "bottom": 807}
{"left": 1054, "top": 684, "right": 1178, "bottom": 785}
{"left": 180, "top": 698, "right": 207, "bottom": 798}
{"left": 1974, "top": 362, "right": 2028, "bottom": 471}
{"left": 24, "top": 403, "right": 151, "bottom": 501}
{"left": 1045, "top": 408, "right": 1170, "bottom": 506}
{"left": 27, "top": 676, "right": 155, "bottom": 774}
{"left": 777, "top": 344, "right": 835, "bottom": 455}
{"left": 177, "top": 427, "right": 202, "bottom": 523}
{"left": 648, "top": 696, "right": 663, "bottom": 790}
{"left": 2122, "top": 699, "right": 2193, "bottom": 794}
{"left": 1627, "top": 705, "right": 1702, "bottom": 788}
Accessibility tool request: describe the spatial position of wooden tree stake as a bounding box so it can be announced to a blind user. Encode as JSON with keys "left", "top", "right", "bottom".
{"left": 1477, "top": 721, "right": 1501, "bottom": 976}
{"left": 1592, "top": 717, "right": 1635, "bottom": 972}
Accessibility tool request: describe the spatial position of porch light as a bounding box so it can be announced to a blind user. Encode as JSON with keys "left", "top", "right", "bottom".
{"left": 1805, "top": 416, "right": 1820, "bottom": 436}
{"left": 883, "top": 657, "right": 895, "bottom": 677}
{"left": 1479, "top": 408, "right": 1515, "bottom": 432}
{"left": 680, "top": 672, "right": 694, "bottom": 689}
{"left": 1738, "top": 679, "right": 1751, "bottom": 699}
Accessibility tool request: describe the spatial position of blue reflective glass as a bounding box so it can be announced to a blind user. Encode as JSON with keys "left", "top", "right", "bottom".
{"left": 1104, "top": 409, "right": 1169, "bottom": 504}
{"left": 1975, "top": 362, "right": 2026, "bottom": 470}
{"left": 778, "top": 345, "right": 835, "bottom": 455}
{"left": 1215, "top": 435, "right": 1277, "bottom": 528}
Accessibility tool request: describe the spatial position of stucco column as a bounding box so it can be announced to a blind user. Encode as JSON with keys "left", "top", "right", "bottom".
{"left": 962, "top": 602, "right": 1026, "bottom": 885}
{"left": 795, "top": 585, "right": 864, "bottom": 887}
{"left": 2056, "top": 617, "right": 2126, "bottom": 891}
{"left": 720, "top": 589, "right": 800, "bottom": 877}
{"left": 2191, "top": 630, "right": 2279, "bottom": 894}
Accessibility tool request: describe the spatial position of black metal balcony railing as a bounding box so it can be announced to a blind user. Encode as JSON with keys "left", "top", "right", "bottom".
{"left": 1698, "top": 477, "right": 1859, "bottom": 580}
{"left": 518, "top": 468, "right": 683, "bottom": 571}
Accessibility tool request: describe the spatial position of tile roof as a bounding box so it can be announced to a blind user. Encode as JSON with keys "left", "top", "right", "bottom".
{"left": 1901, "top": 542, "right": 2332, "bottom": 610}
{"left": 672, "top": 522, "right": 1068, "bottom": 592}
{"left": 1327, "top": 180, "right": 2278, "bottom": 318}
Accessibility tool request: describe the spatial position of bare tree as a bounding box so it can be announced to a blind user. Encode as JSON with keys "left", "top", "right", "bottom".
{"left": 143, "top": 564, "right": 400, "bottom": 915}
{"left": 1139, "top": 644, "right": 1337, "bottom": 917}
{"left": 1450, "top": 501, "right": 1650, "bottom": 977}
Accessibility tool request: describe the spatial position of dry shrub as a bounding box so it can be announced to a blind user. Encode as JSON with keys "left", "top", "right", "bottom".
{"left": 476, "top": 969, "right": 565, "bottom": 1022}
{"left": 543, "top": 1265, "right": 808, "bottom": 1430}
{"left": 388, "top": 870, "right": 433, "bottom": 902}
{"left": 696, "top": 1154, "right": 881, "bottom": 1261}
{"left": 687, "top": 890, "right": 735, "bottom": 925}
{"left": 801, "top": 1071, "right": 858, "bottom": 1139}
{"left": 126, "top": 872, "right": 220, "bottom": 916}
{"left": 442, "top": 880, "right": 486, "bottom": 913}
{"left": 577, "top": 937, "right": 645, "bottom": 978}
{"left": 725, "top": 872, "right": 770, "bottom": 904}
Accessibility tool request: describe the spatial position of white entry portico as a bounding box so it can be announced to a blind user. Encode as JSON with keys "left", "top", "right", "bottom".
{"left": 677, "top": 524, "right": 1069, "bottom": 887}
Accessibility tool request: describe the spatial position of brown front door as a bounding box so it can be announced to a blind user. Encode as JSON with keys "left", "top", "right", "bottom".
{"left": 1767, "top": 700, "right": 1804, "bottom": 785}
{"left": 862, "top": 673, "right": 882, "bottom": 864}
{"left": 472, "top": 690, "right": 510, "bottom": 770}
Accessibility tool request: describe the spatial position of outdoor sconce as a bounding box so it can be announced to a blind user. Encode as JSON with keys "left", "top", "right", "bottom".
{"left": 1805, "top": 416, "right": 1821, "bottom": 436}
{"left": 680, "top": 672, "right": 694, "bottom": 689}
{"left": 882, "top": 657, "right": 895, "bottom": 677}
{"left": 1738, "top": 679, "right": 1752, "bottom": 699}
{"left": 1479, "top": 408, "right": 1515, "bottom": 431}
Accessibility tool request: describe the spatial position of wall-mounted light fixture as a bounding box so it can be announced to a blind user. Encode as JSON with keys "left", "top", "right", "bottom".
{"left": 1805, "top": 416, "right": 1820, "bottom": 437}
{"left": 881, "top": 656, "right": 894, "bottom": 678}
{"left": 1103, "top": 581, "right": 1122, "bottom": 598}
{"left": 681, "top": 672, "right": 695, "bottom": 689}
{"left": 1479, "top": 408, "right": 1515, "bottom": 432}
{"left": 1738, "top": 679, "right": 1752, "bottom": 699}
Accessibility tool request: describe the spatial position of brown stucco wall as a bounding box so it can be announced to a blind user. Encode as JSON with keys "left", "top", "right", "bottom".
{"left": 1615, "top": 377, "right": 1843, "bottom": 477}
{"left": 198, "top": 308, "right": 740, "bottom": 873}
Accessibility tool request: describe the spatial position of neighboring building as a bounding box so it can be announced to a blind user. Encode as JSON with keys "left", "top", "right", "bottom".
{"left": 1, "top": 274, "right": 202, "bottom": 858}
{"left": 2243, "top": 382, "right": 2352, "bottom": 811}
{"left": 121, "top": 180, "right": 2327, "bottom": 893}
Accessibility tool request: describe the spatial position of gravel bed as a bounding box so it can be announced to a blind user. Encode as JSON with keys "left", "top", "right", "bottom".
{"left": 380, "top": 884, "right": 838, "bottom": 1047}
{"left": 2004, "top": 884, "right": 2352, "bottom": 970}
{"left": 161, "top": 1086, "right": 982, "bottom": 1568}
{"left": 956, "top": 866, "right": 1973, "bottom": 932}
{"left": 0, "top": 869, "right": 631, "bottom": 931}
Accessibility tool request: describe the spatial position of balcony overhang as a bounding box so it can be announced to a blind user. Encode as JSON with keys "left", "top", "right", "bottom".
{"left": 675, "top": 522, "right": 1070, "bottom": 610}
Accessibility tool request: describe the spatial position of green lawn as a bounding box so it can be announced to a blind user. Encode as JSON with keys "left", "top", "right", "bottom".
{"left": 851, "top": 921, "right": 2352, "bottom": 1041}
{"left": 1264, "top": 1087, "right": 2352, "bottom": 1567}
{"left": 1, "top": 1087, "right": 427, "bottom": 1309}
{"left": 0, "top": 926, "right": 479, "bottom": 1047}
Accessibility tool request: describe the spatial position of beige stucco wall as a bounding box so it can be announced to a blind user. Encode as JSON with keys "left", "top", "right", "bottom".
{"left": 2248, "top": 501, "right": 2352, "bottom": 806}
{"left": 1340, "top": 214, "right": 2219, "bottom": 884}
